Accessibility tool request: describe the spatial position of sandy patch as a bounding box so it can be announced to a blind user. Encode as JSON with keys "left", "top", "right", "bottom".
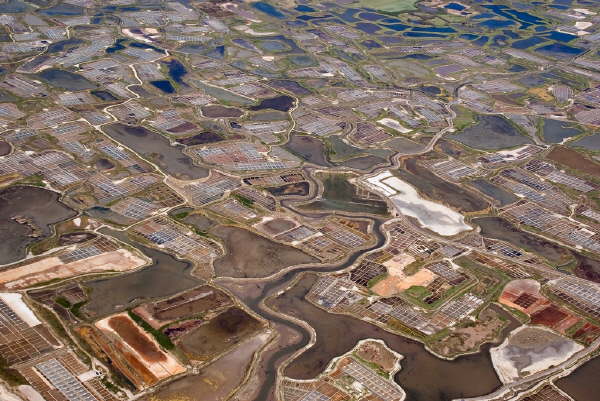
{"left": 372, "top": 253, "right": 435, "bottom": 296}
{"left": 383, "top": 253, "right": 415, "bottom": 276}
{"left": 364, "top": 171, "right": 471, "bottom": 236}
{"left": 490, "top": 326, "right": 583, "bottom": 383}
{"left": 0, "top": 383, "right": 24, "bottom": 401}
{"left": 0, "top": 249, "right": 147, "bottom": 289}
{"left": 378, "top": 118, "right": 412, "bottom": 133}
{"left": 372, "top": 269, "right": 435, "bottom": 296}
{"left": 0, "top": 293, "right": 40, "bottom": 326}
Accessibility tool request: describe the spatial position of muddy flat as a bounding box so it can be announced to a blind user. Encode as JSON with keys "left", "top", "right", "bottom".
{"left": 179, "top": 307, "right": 263, "bottom": 361}
{"left": 210, "top": 225, "right": 318, "bottom": 278}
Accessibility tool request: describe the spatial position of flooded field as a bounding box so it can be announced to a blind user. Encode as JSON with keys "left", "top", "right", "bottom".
{"left": 0, "top": 186, "right": 76, "bottom": 265}
{"left": 210, "top": 225, "right": 318, "bottom": 278}
{"left": 271, "top": 274, "right": 502, "bottom": 401}
{"left": 83, "top": 232, "right": 202, "bottom": 318}
{"left": 284, "top": 133, "right": 331, "bottom": 167}
{"left": 448, "top": 114, "right": 531, "bottom": 150}
{"left": 250, "top": 95, "right": 295, "bottom": 111}
{"left": 36, "top": 68, "right": 95, "bottom": 91}
{"left": 569, "top": 133, "right": 600, "bottom": 151}
{"left": 192, "top": 81, "right": 254, "bottom": 106}
{"left": 396, "top": 159, "right": 489, "bottom": 213}
{"left": 103, "top": 123, "right": 209, "bottom": 179}
{"left": 468, "top": 179, "right": 519, "bottom": 207}
{"left": 474, "top": 217, "right": 570, "bottom": 264}
{"left": 541, "top": 118, "right": 582, "bottom": 144}
{"left": 302, "top": 172, "right": 388, "bottom": 215}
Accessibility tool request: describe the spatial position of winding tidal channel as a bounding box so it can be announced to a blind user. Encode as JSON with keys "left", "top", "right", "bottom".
{"left": 222, "top": 213, "right": 503, "bottom": 401}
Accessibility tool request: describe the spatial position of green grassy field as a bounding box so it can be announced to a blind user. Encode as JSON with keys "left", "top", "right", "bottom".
{"left": 359, "top": 0, "right": 418, "bottom": 13}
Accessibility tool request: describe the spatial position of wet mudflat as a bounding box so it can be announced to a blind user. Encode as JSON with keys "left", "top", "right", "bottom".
{"left": 83, "top": 229, "right": 202, "bottom": 318}
{"left": 143, "top": 331, "right": 269, "bottom": 401}
{"left": 0, "top": 140, "right": 11, "bottom": 156}
{"left": 474, "top": 216, "right": 570, "bottom": 264}
{"left": 395, "top": 159, "right": 489, "bottom": 213}
{"left": 0, "top": 186, "right": 76, "bottom": 265}
{"left": 342, "top": 155, "right": 388, "bottom": 170}
{"left": 284, "top": 133, "right": 331, "bottom": 167}
{"left": 266, "top": 181, "right": 310, "bottom": 197}
{"left": 572, "top": 252, "right": 600, "bottom": 284}
{"left": 176, "top": 132, "right": 222, "bottom": 146}
{"left": 270, "top": 274, "right": 502, "bottom": 401}
{"left": 103, "top": 123, "right": 209, "bottom": 179}
{"left": 210, "top": 225, "right": 317, "bottom": 278}
{"left": 200, "top": 104, "right": 244, "bottom": 118}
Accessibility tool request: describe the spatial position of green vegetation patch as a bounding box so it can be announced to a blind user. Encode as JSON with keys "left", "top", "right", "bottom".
{"left": 405, "top": 285, "right": 432, "bottom": 300}
{"left": 359, "top": 0, "right": 417, "bottom": 13}
{"left": 367, "top": 273, "right": 388, "bottom": 289}
{"left": 127, "top": 310, "right": 175, "bottom": 350}
{"left": 233, "top": 193, "right": 254, "bottom": 208}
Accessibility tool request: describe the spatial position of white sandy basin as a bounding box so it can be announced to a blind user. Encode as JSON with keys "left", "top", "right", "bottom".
{"left": 0, "top": 293, "right": 40, "bottom": 327}
{"left": 490, "top": 326, "right": 583, "bottom": 384}
{"left": 364, "top": 171, "right": 471, "bottom": 236}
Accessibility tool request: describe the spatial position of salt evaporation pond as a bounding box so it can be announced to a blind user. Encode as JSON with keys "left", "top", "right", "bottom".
{"left": 365, "top": 171, "right": 471, "bottom": 236}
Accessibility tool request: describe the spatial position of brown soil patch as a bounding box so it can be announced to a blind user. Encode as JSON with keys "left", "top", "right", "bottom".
{"left": 179, "top": 307, "right": 263, "bottom": 361}
{"left": 428, "top": 307, "right": 507, "bottom": 358}
{"left": 108, "top": 316, "right": 166, "bottom": 363}
{"left": 355, "top": 341, "right": 396, "bottom": 371}
{"left": 573, "top": 323, "right": 600, "bottom": 345}
{"left": 201, "top": 105, "right": 244, "bottom": 118}
{"left": 167, "top": 121, "right": 196, "bottom": 134}
{"left": 530, "top": 305, "right": 568, "bottom": 327}
{"left": 546, "top": 146, "right": 600, "bottom": 176}
{"left": 259, "top": 218, "right": 297, "bottom": 235}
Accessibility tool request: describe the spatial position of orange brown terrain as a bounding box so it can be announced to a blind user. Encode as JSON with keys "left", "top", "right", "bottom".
{"left": 499, "top": 279, "right": 581, "bottom": 334}
{"left": 95, "top": 313, "right": 186, "bottom": 388}
{"left": 108, "top": 315, "right": 167, "bottom": 363}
